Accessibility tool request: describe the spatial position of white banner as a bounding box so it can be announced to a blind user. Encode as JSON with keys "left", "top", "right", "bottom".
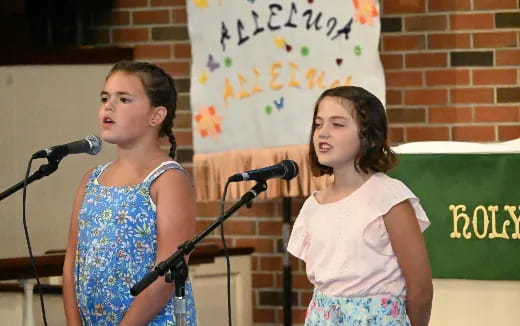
{"left": 188, "top": 0, "right": 386, "bottom": 155}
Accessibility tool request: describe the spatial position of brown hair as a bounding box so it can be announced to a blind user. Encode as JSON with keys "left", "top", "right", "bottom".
{"left": 309, "top": 86, "right": 397, "bottom": 176}
{"left": 108, "top": 60, "right": 178, "bottom": 159}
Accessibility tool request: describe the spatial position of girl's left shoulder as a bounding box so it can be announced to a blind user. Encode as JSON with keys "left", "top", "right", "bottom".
{"left": 369, "top": 172, "right": 415, "bottom": 200}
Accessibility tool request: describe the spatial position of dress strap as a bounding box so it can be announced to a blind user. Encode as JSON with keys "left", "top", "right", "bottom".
{"left": 90, "top": 162, "right": 112, "bottom": 185}
{"left": 88, "top": 162, "right": 112, "bottom": 184}
{"left": 143, "top": 160, "right": 190, "bottom": 186}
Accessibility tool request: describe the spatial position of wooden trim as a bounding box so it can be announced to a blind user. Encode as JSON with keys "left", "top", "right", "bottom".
{"left": 0, "top": 245, "right": 254, "bottom": 281}
{"left": 0, "top": 283, "right": 62, "bottom": 295}
{"left": 0, "top": 47, "right": 133, "bottom": 66}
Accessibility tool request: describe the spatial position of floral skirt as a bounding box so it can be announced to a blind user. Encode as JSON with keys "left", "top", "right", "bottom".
{"left": 305, "top": 288, "right": 410, "bottom": 326}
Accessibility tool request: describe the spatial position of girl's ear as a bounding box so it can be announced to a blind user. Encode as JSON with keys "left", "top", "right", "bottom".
{"left": 150, "top": 106, "right": 167, "bottom": 127}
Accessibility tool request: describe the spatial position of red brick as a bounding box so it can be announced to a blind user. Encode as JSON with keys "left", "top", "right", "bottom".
{"left": 173, "top": 43, "right": 191, "bottom": 58}
{"left": 300, "top": 291, "right": 313, "bottom": 306}
{"left": 380, "top": 54, "right": 403, "bottom": 70}
{"left": 197, "top": 201, "right": 276, "bottom": 217}
{"left": 474, "top": 0, "right": 517, "bottom": 9}
{"left": 172, "top": 7, "right": 187, "bottom": 23}
{"left": 134, "top": 44, "right": 171, "bottom": 59}
{"left": 174, "top": 130, "right": 193, "bottom": 147}
{"left": 473, "top": 32, "right": 517, "bottom": 48}
{"left": 452, "top": 126, "right": 496, "bottom": 141}
{"left": 222, "top": 220, "right": 256, "bottom": 235}
{"left": 252, "top": 273, "right": 274, "bottom": 288}
{"left": 111, "top": 11, "right": 130, "bottom": 25}
{"left": 450, "top": 88, "right": 494, "bottom": 104}
{"left": 425, "top": 69, "right": 470, "bottom": 86}
{"left": 195, "top": 219, "right": 212, "bottom": 233}
{"left": 429, "top": 0, "right": 470, "bottom": 11}
{"left": 496, "top": 50, "right": 520, "bottom": 66}
{"left": 406, "top": 127, "right": 450, "bottom": 141}
{"left": 254, "top": 308, "right": 276, "bottom": 323}
{"left": 475, "top": 106, "right": 520, "bottom": 122}
{"left": 498, "top": 126, "right": 520, "bottom": 140}
{"left": 405, "top": 15, "right": 447, "bottom": 31}
{"left": 388, "top": 127, "right": 405, "bottom": 144}
{"left": 404, "top": 89, "right": 448, "bottom": 105}
{"left": 473, "top": 69, "right": 517, "bottom": 85}
{"left": 450, "top": 14, "right": 494, "bottom": 30}
{"left": 114, "top": 0, "right": 148, "bottom": 8}
{"left": 383, "top": 35, "right": 425, "bottom": 51}
{"left": 235, "top": 238, "right": 274, "bottom": 254}
{"left": 200, "top": 237, "right": 232, "bottom": 248}
{"left": 406, "top": 53, "right": 448, "bottom": 68}
{"left": 386, "top": 90, "right": 402, "bottom": 105}
{"left": 175, "top": 111, "right": 192, "bottom": 128}
{"left": 133, "top": 10, "right": 170, "bottom": 25}
{"left": 385, "top": 71, "right": 423, "bottom": 87}
{"left": 151, "top": 0, "right": 185, "bottom": 5}
{"left": 237, "top": 202, "right": 277, "bottom": 217}
{"left": 157, "top": 61, "right": 191, "bottom": 77}
{"left": 429, "top": 107, "right": 473, "bottom": 123}
{"left": 383, "top": 0, "right": 425, "bottom": 14}
{"left": 112, "top": 28, "right": 149, "bottom": 42}
{"left": 428, "top": 33, "right": 471, "bottom": 49}
{"left": 258, "top": 221, "right": 282, "bottom": 236}
{"left": 259, "top": 256, "right": 283, "bottom": 270}
{"left": 292, "top": 273, "right": 312, "bottom": 288}
{"left": 292, "top": 308, "right": 308, "bottom": 324}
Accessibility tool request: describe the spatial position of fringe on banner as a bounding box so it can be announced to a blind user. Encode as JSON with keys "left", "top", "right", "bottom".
{"left": 193, "top": 144, "right": 332, "bottom": 202}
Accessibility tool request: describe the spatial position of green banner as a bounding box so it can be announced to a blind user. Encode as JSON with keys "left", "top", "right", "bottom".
{"left": 389, "top": 154, "right": 520, "bottom": 280}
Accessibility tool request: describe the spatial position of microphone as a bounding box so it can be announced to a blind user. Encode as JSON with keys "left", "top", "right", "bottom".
{"left": 32, "top": 135, "right": 102, "bottom": 159}
{"left": 228, "top": 160, "right": 299, "bottom": 182}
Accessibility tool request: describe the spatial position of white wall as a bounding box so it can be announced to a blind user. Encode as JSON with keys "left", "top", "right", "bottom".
{"left": 0, "top": 65, "right": 117, "bottom": 258}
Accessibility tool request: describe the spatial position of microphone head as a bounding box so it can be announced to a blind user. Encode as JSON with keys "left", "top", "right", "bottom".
{"left": 86, "top": 135, "right": 102, "bottom": 155}
{"left": 281, "top": 160, "right": 299, "bottom": 181}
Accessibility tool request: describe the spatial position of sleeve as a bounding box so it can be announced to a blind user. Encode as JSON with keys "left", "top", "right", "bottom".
{"left": 363, "top": 178, "right": 430, "bottom": 256}
{"left": 287, "top": 199, "right": 311, "bottom": 262}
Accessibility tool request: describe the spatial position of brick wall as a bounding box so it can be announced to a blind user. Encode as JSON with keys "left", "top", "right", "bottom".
{"left": 86, "top": 0, "right": 519, "bottom": 325}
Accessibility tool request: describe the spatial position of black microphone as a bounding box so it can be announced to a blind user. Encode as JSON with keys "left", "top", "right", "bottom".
{"left": 228, "top": 160, "right": 299, "bottom": 182}
{"left": 32, "top": 135, "right": 102, "bottom": 159}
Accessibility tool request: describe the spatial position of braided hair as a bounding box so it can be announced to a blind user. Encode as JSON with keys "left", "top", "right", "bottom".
{"left": 108, "top": 61, "right": 178, "bottom": 159}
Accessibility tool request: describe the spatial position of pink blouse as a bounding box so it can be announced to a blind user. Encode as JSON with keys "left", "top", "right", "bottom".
{"left": 287, "top": 172, "right": 430, "bottom": 298}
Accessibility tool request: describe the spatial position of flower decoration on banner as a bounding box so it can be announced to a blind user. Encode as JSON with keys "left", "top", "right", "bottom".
{"left": 199, "top": 69, "right": 208, "bottom": 84}
{"left": 194, "top": 106, "right": 224, "bottom": 140}
{"left": 353, "top": 0, "right": 379, "bottom": 25}
{"left": 194, "top": 0, "right": 208, "bottom": 10}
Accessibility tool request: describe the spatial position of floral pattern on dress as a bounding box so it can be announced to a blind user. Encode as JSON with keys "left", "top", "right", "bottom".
{"left": 305, "top": 288, "right": 410, "bottom": 326}
{"left": 75, "top": 163, "right": 197, "bottom": 326}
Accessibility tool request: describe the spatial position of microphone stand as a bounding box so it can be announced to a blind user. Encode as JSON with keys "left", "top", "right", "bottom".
{"left": 0, "top": 149, "right": 67, "bottom": 202}
{"left": 130, "top": 180, "right": 268, "bottom": 325}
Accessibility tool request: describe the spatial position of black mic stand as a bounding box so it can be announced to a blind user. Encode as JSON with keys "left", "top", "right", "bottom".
{"left": 130, "top": 180, "right": 268, "bottom": 325}
{"left": 0, "top": 149, "right": 67, "bottom": 201}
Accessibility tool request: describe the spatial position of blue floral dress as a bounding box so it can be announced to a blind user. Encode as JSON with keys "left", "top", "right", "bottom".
{"left": 74, "top": 161, "right": 197, "bottom": 326}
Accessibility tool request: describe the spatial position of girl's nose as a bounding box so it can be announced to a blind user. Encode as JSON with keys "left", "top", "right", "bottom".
{"left": 317, "top": 125, "right": 330, "bottom": 138}
{"left": 104, "top": 100, "right": 114, "bottom": 112}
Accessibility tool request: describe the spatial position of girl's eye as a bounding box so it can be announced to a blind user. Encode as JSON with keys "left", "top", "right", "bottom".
{"left": 333, "top": 123, "right": 345, "bottom": 127}
{"left": 100, "top": 96, "right": 108, "bottom": 103}
{"left": 314, "top": 122, "right": 322, "bottom": 128}
{"left": 120, "top": 97, "right": 131, "bottom": 103}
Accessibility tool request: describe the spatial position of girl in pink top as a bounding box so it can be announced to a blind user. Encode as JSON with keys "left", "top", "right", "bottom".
{"left": 288, "top": 86, "right": 433, "bottom": 326}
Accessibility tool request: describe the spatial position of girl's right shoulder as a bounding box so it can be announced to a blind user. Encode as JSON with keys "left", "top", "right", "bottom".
{"left": 78, "top": 164, "right": 105, "bottom": 190}
{"left": 299, "top": 192, "right": 320, "bottom": 215}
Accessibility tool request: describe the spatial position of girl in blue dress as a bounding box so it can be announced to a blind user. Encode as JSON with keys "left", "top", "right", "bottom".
{"left": 63, "top": 61, "right": 197, "bottom": 325}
